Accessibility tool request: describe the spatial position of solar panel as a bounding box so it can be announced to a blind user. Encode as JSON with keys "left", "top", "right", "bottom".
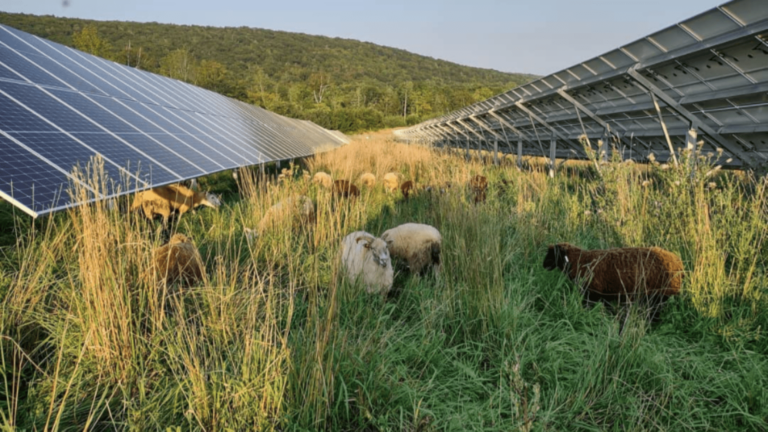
{"left": 0, "top": 24, "right": 349, "bottom": 218}
{"left": 395, "top": 0, "right": 768, "bottom": 173}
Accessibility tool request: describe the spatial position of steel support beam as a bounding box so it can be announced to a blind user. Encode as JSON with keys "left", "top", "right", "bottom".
{"left": 627, "top": 66, "right": 753, "bottom": 167}
{"left": 514, "top": 102, "right": 583, "bottom": 153}
{"left": 469, "top": 116, "right": 504, "bottom": 165}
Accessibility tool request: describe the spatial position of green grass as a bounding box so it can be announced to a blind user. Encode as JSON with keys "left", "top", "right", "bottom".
{"left": 0, "top": 136, "right": 766, "bottom": 431}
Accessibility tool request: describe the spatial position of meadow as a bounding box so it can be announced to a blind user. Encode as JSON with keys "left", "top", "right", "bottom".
{"left": 0, "top": 131, "right": 766, "bottom": 431}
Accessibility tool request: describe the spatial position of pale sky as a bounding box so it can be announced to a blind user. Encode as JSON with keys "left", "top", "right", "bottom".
{"left": 0, "top": 0, "right": 724, "bottom": 76}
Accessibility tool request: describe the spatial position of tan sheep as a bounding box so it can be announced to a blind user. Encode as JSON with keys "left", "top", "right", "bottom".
{"left": 359, "top": 173, "right": 376, "bottom": 188}
{"left": 245, "top": 195, "right": 315, "bottom": 242}
{"left": 543, "top": 243, "right": 684, "bottom": 304}
{"left": 381, "top": 223, "right": 442, "bottom": 275}
{"left": 340, "top": 231, "right": 394, "bottom": 295}
{"left": 383, "top": 172, "right": 400, "bottom": 193}
{"left": 312, "top": 172, "right": 333, "bottom": 189}
{"left": 154, "top": 234, "right": 206, "bottom": 286}
{"left": 130, "top": 184, "right": 221, "bottom": 225}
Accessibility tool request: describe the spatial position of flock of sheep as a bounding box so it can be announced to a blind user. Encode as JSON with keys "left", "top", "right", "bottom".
{"left": 129, "top": 169, "right": 685, "bottom": 320}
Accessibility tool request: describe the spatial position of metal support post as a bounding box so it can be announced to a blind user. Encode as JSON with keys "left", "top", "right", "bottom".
{"left": 493, "top": 140, "right": 499, "bottom": 166}
{"left": 601, "top": 127, "right": 611, "bottom": 163}
{"left": 517, "top": 135, "right": 523, "bottom": 168}
{"left": 549, "top": 132, "right": 557, "bottom": 178}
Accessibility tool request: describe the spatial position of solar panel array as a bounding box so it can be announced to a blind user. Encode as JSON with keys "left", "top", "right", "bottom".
{"left": 0, "top": 24, "right": 349, "bottom": 218}
{"left": 395, "top": 0, "right": 768, "bottom": 173}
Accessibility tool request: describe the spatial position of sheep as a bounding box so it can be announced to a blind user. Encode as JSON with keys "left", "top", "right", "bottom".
{"left": 359, "top": 173, "right": 376, "bottom": 188}
{"left": 278, "top": 167, "right": 293, "bottom": 183}
{"left": 470, "top": 175, "right": 488, "bottom": 204}
{"left": 381, "top": 223, "right": 441, "bottom": 275}
{"left": 424, "top": 182, "right": 452, "bottom": 196}
{"left": 383, "top": 172, "right": 400, "bottom": 193}
{"left": 154, "top": 233, "right": 206, "bottom": 286}
{"left": 543, "top": 243, "right": 684, "bottom": 314}
{"left": 312, "top": 172, "right": 333, "bottom": 189}
{"left": 333, "top": 179, "right": 360, "bottom": 198}
{"left": 340, "top": 231, "right": 394, "bottom": 295}
{"left": 130, "top": 184, "right": 221, "bottom": 225}
{"left": 245, "top": 195, "right": 315, "bottom": 242}
{"left": 400, "top": 180, "right": 415, "bottom": 201}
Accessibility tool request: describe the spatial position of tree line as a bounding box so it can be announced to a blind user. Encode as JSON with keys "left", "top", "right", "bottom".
{"left": 0, "top": 13, "right": 536, "bottom": 133}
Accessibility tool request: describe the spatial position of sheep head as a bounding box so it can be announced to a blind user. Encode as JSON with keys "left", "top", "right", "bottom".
{"left": 196, "top": 192, "right": 222, "bottom": 209}
{"left": 543, "top": 243, "right": 576, "bottom": 271}
{"left": 357, "top": 235, "right": 390, "bottom": 268}
{"left": 244, "top": 227, "right": 259, "bottom": 243}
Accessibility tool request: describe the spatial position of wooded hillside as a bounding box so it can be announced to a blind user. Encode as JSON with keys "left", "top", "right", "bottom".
{"left": 0, "top": 13, "right": 536, "bottom": 132}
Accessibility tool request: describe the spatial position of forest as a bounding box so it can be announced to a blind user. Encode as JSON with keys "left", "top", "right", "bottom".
{"left": 0, "top": 12, "right": 536, "bottom": 132}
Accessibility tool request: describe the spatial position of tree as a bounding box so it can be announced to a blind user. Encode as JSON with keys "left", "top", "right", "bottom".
{"left": 308, "top": 72, "right": 331, "bottom": 104}
{"left": 160, "top": 48, "right": 197, "bottom": 83}
{"left": 196, "top": 59, "right": 228, "bottom": 93}
{"left": 72, "top": 24, "right": 113, "bottom": 59}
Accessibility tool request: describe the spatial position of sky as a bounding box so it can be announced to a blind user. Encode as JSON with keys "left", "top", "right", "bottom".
{"left": 0, "top": 0, "right": 725, "bottom": 76}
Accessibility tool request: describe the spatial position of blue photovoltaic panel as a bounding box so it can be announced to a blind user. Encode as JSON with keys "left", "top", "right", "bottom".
{"left": 8, "top": 131, "right": 135, "bottom": 195}
{"left": 0, "top": 24, "right": 349, "bottom": 218}
{"left": 0, "top": 134, "right": 74, "bottom": 213}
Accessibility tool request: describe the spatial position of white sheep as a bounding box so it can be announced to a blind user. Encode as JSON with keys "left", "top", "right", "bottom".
{"left": 312, "top": 172, "right": 333, "bottom": 189}
{"left": 381, "top": 223, "right": 442, "bottom": 275}
{"left": 383, "top": 172, "right": 400, "bottom": 193}
{"left": 359, "top": 173, "right": 376, "bottom": 188}
{"left": 340, "top": 231, "right": 394, "bottom": 295}
{"left": 245, "top": 195, "right": 315, "bottom": 242}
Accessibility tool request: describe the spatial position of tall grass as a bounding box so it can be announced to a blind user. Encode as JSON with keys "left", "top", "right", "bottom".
{"left": 0, "top": 130, "right": 766, "bottom": 430}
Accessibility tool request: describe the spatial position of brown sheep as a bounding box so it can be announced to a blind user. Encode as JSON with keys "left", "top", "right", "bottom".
{"left": 400, "top": 180, "right": 414, "bottom": 201}
{"left": 130, "top": 184, "right": 221, "bottom": 225}
{"left": 469, "top": 175, "right": 487, "bottom": 204}
{"left": 333, "top": 180, "right": 360, "bottom": 198}
{"left": 543, "top": 243, "right": 683, "bottom": 307}
{"left": 154, "top": 234, "right": 206, "bottom": 286}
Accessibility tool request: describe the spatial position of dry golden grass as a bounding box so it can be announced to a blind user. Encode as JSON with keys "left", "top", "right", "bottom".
{"left": 0, "top": 131, "right": 766, "bottom": 430}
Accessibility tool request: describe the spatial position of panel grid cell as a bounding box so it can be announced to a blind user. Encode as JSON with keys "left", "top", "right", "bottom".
{"left": 0, "top": 23, "right": 348, "bottom": 217}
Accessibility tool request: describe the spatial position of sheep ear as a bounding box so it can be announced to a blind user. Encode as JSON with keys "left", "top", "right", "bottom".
{"left": 355, "top": 236, "right": 372, "bottom": 247}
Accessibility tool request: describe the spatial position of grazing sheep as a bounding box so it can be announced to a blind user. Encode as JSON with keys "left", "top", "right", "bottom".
{"left": 383, "top": 172, "right": 400, "bottom": 193}
{"left": 424, "top": 182, "right": 452, "bottom": 196}
{"left": 381, "top": 223, "right": 442, "bottom": 275}
{"left": 245, "top": 195, "right": 315, "bottom": 242}
{"left": 130, "top": 184, "right": 221, "bottom": 225}
{"left": 340, "top": 231, "right": 394, "bottom": 295}
{"left": 400, "top": 180, "right": 415, "bottom": 201}
{"left": 359, "top": 173, "right": 376, "bottom": 188}
{"left": 470, "top": 175, "right": 488, "bottom": 204}
{"left": 312, "top": 172, "right": 333, "bottom": 189}
{"left": 543, "top": 243, "right": 684, "bottom": 306}
{"left": 154, "top": 234, "right": 206, "bottom": 286}
{"left": 333, "top": 180, "right": 360, "bottom": 198}
{"left": 278, "top": 167, "right": 293, "bottom": 183}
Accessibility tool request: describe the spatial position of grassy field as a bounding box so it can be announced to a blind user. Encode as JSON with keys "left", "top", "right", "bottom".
{"left": 0, "top": 131, "right": 767, "bottom": 431}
